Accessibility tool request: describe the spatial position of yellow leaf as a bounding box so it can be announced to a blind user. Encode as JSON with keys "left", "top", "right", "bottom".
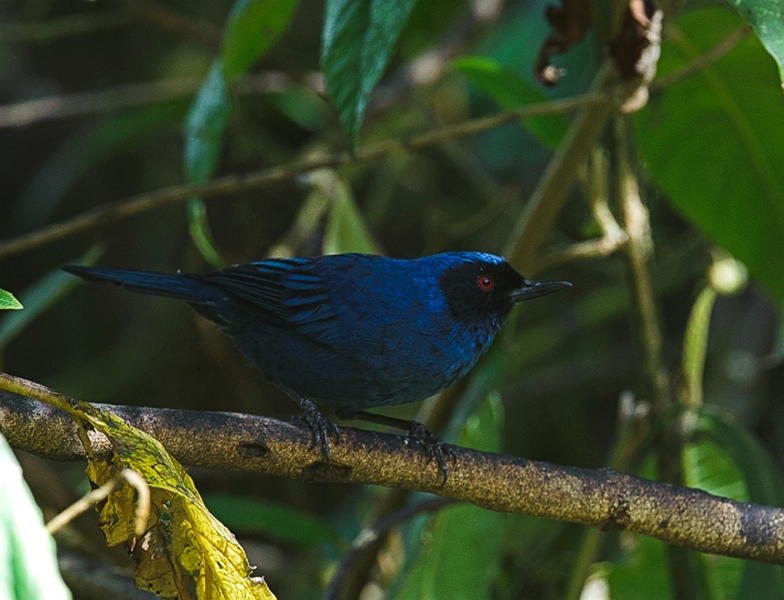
{"left": 73, "top": 403, "right": 276, "bottom": 600}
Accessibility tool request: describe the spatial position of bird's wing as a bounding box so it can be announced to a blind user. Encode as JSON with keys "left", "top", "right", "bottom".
{"left": 200, "top": 258, "right": 340, "bottom": 343}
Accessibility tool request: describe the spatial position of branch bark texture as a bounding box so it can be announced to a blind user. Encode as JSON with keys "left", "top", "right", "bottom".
{"left": 2, "top": 390, "right": 784, "bottom": 565}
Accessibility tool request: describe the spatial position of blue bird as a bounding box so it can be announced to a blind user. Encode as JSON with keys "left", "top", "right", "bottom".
{"left": 63, "top": 252, "right": 569, "bottom": 479}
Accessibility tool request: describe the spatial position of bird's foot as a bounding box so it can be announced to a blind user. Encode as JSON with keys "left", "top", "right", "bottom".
{"left": 293, "top": 399, "right": 340, "bottom": 463}
{"left": 404, "top": 422, "right": 455, "bottom": 486}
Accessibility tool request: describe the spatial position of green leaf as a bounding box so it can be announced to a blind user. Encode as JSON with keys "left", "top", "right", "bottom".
{"left": 695, "top": 409, "right": 784, "bottom": 598}
{"left": 636, "top": 7, "right": 784, "bottom": 303}
{"left": 0, "top": 245, "right": 103, "bottom": 349}
{"left": 683, "top": 437, "right": 747, "bottom": 502}
{"left": 453, "top": 56, "right": 569, "bottom": 149}
{"left": 0, "top": 434, "right": 71, "bottom": 600}
{"left": 187, "top": 199, "right": 226, "bottom": 269}
{"left": 0, "top": 289, "right": 22, "bottom": 311}
{"left": 222, "top": 0, "right": 300, "bottom": 81}
{"left": 186, "top": 0, "right": 300, "bottom": 266}
{"left": 321, "top": 0, "right": 416, "bottom": 149}
{"left": 608, "top": 534, "right": 672, "bottom": 600}
{"left": 727, "top": 0, "right": 784, "bottom": 83}
{"left": 185, "top": 60, "right": 230, "bottom": 186}
{"left": 203, "top": 494, "right": 346, "bottom": 549}
{"left": 394, "top": 394, "right": 505, "bottom": 600}
{"left": 184, "top": 59, "right": 231, "bottom": 267}
{"left": 681, "top": 437, "right": 746, "bottom": 599}
{"left": 695, "top": 408, "right": 784, "bottom": 510}
{"left": 681, "top": 285, "right": 718, "bottom": 407}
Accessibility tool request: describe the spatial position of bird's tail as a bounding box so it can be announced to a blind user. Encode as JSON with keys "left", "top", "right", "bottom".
{"left": 62, "top": 265, "right": 216, "bottom": 303}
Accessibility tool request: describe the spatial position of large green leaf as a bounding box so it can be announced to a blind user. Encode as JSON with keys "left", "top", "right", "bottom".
{"left": 636, "top": 7, "right": 784, "bottom": 303}
{"left": 0, "top": 434, "right": 71, "bottom": 600}
{"left": 321, "top": 0, "right": 416, "bottom": 149}
{"left": 222, "top": 0, "right": 300, "bottom": 81}
{"left": 187, "top": 0, "right": 299, "bottom": 183}
{"left": 453, "top": 56, "right": 569, "bottom": 149}
{"left": 184, "top": 60, "right": 231, "bottom": 268}
{"left": 727, "top": 0, "right": 784, "bottom": 83}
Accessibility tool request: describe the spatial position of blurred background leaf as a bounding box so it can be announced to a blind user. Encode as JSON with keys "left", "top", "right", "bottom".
{"left": 204, "top": 493, "right": 347, "bottom": 550}
{"left": 184, "top": 0, "right": 300, "bottom": 266}
{"left": 222, "top": 0, "right": 300, "bottom": 80}
{"left": 453, "top": 56, "right": 568, "bottom": 149}
{"left": 393, "top": 394, "right": 505, "bottom": 600}
{"left": 727, "top": 0, "right": 784, "bottom": 83}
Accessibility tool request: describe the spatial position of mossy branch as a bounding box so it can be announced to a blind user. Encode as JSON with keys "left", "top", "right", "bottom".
{"left": 2, "top": 388, "right": 784, "bottom": 565}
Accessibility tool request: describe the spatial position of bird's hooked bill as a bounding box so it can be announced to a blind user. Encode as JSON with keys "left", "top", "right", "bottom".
{"left": 509, "top": 279, "right": 572, "bottom": 302}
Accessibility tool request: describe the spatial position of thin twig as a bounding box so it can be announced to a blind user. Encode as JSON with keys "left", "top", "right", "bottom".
{"left": 46, "top": 469, "right": 149, "bottom": 536}
{"left": 0, "top": 93, "right": 605, "bottom": 261}
{"left": 532, "top": 149, "right": 628, "bottom": 272}
{"left": 615, "top": 118, "right": 699, "bottom": 600}
{"left": 116, "top": 0, "right": 220, "bottom": 49}
{"left": 46, "top": 477, "right": 119, "bottom": 535}
{"left": 503, "top": 63, "right": 618, "bottom": 272}
{"left": 0, "top": 72, "right": 308, "bottom": 128}
{"left": 650, "top": 25, "right": 752, "bottom": 91}
{"left": 0, "top": 10, "right": 134, "bottom": 44}
{"left": 0, "top": 26, "right": 752, "bottom": 261}
{"left": 616, "top": 119, "right": 673, "bottom": 425}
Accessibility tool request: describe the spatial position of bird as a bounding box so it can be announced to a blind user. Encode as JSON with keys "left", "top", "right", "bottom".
{"left": 63, "top": 252, "right": 570, "bottom": 481}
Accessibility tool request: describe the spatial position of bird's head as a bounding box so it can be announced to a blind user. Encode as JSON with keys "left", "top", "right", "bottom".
{"left": 437, "top": 253, "right": 570, "bottom": 331}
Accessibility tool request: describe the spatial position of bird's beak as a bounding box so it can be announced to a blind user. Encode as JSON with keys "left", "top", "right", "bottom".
{"left": 509, "top": 279, "right": 572, "bottom": 302}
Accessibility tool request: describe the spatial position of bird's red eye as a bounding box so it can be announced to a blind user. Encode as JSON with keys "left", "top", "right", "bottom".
{"left": 477, "top": 275, "right": 494, "bottom": 291}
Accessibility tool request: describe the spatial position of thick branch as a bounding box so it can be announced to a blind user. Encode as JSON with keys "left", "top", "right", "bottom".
{"left": 2, "top": 391, "right": 784, "bottom": 564}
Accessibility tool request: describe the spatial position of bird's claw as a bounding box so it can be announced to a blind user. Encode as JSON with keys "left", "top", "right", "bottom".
{"left": 294, "top": 400, "right": 340, "bottom": 463}
{"left": 404, "top": 422, "right": 455, "bottom": 486}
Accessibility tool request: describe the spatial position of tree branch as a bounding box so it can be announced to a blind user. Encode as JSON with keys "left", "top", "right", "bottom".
{"left": 0, "top": 93, "right": 604, "bottom": 261}
{"left": 2, "top": 389, "right": 784, "bottom": 565}
{"left": 0, "top": 10, "right": 134, "bottom": 44}
{"left": 0, "top": 25, "right": 750, "bottom": 263}
{"left": 116, "top": 0, "right": 221, "bottom": 49}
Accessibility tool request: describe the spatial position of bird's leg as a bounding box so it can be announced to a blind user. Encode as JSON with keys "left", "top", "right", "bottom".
{"left": 337, "top": 410, "right": 454, "bottom": 484}
{"left": 279, "top": 385, "right": 340, "bottom": 463}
